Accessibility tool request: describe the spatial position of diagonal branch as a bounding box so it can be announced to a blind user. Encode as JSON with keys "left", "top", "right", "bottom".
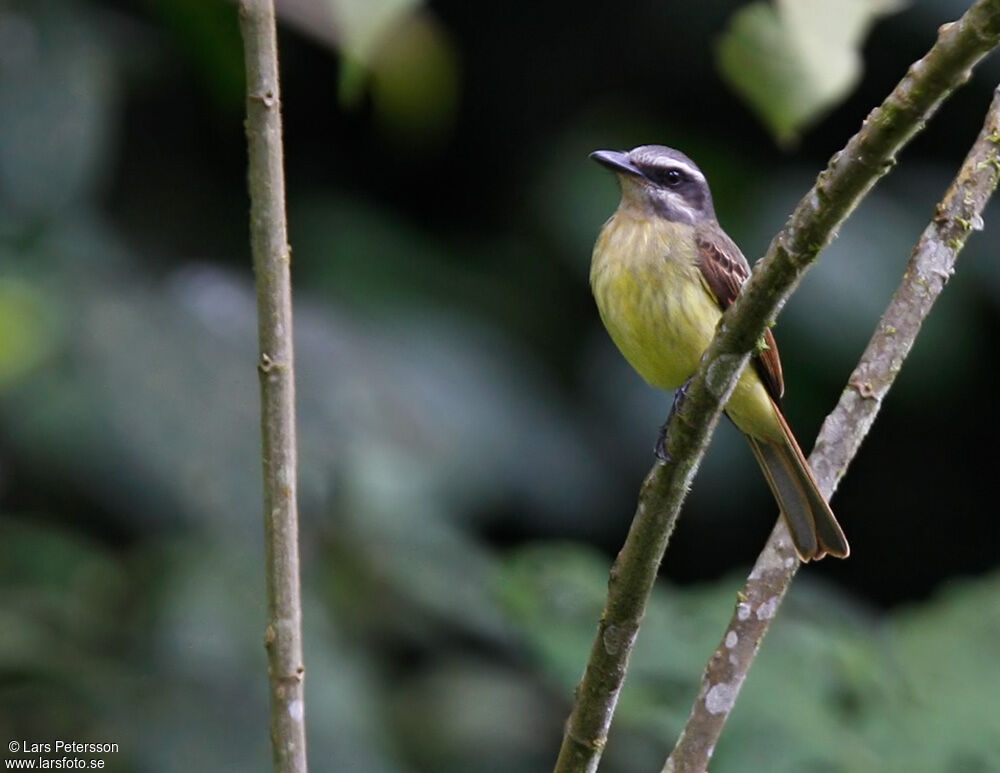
{"left": 553, "top": 3, "right": 1000, "bottom": 772}
{"left": 664, "top": 83, "right": 1000, "bottom": 773}
{"left": 239, "top": 2, "right": 309, "bottom": 771}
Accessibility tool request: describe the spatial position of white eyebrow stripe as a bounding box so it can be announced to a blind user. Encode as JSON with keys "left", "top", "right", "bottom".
{"left": 628, "top": 148, "right": 706, "bottom": 182}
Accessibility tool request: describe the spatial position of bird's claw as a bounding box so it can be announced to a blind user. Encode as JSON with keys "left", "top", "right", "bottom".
{"left": 654, "top": 424, "right": 672, "bottom": 463}
{"left": 653, "top": 378, "right": 693, "bottom": 464}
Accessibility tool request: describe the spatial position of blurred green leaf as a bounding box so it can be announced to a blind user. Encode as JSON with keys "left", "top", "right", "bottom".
{"left": 329, "top": 0, "right": 421, "bottom": 63}
{"left": 497, "top": 543, "right": 610, "bottom": 689}
{"left": 328, "top": 0, "right": 421, "bottom": 104}
{"left": 0, "top": 278, "right": 58, "bottom": 391}
{"left": 294, "top": 0, "right": 460, "bottom": 146}
{"left": 716, "top": 0, "right": 903, "bottom": 145}
{"left": 368, "top": 10, "right": 459, "bottom": 145}
{"left": 887, "top": 573, "right": 1000, "bottom": 771}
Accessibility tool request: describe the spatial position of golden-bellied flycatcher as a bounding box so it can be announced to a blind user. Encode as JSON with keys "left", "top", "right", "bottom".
{"left": 589, "top": 145, "right": 848, "bottom": 561}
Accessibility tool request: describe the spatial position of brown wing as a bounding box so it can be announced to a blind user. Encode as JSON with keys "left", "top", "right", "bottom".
{"left": 695, "top": 227, "right": 784, "bottom": 402}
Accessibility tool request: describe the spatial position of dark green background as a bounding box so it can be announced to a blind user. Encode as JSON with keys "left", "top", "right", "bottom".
{"left": 2, "top": 0, "right": 999, "bottom": 771}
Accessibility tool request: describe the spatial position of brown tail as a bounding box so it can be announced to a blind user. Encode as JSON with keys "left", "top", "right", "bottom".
{"left": 745, "top": 403, "right": 849, "bottom": 561}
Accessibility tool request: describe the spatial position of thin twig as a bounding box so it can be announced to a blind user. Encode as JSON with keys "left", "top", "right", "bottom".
{"left": 553, "top": 3, "right": 1000, "bottom": 772}
{"left": 238, "top": 2, "right": 308, "bottom": 771}
{"left": 665, "top": 84, "right": 1000, "bottom": 773}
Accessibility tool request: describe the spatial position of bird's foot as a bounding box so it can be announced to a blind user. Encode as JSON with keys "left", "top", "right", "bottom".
{"left": 653, "top": 378, "right": 692, "bottom": 463}
{"left": 654, "top": 423, "right": 671, "bottom": 463}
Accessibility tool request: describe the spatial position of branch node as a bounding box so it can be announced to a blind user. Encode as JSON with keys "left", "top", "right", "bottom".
{"left": 274, "top": 669, "right": 306, "bottom": 690}
{"left": 931, "top": 264, "right": 956, "bottom": 281}
{"left": 258, "top": 352, "right": 286, "bottom": 374}
{"left": 564, "top": 726, "right": 606, "bottom": 754}
{"left": 251, "top": 90, "right": 279, "bottom": 108}
{"left": 601, "top": 623, "right": 632, "bottom": 655}
{"left": 850, "top": 379, "right": 877, "bottom": 399}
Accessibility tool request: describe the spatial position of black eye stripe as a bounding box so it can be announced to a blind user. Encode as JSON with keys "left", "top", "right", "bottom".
{"left": 644, "top": 165, "right": 686, "bottom": 187}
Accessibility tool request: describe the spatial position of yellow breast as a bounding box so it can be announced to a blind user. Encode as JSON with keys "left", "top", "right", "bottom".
{"left": 589, "top": 212, "right": 720, "bottom": 390}
{"left": 589, "top": 210, "right": 783, "bottom": 442}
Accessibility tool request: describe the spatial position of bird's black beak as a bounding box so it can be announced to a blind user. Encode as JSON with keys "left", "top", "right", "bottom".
{"left": 590, "top": 150, "right": 644, "bottom": 179}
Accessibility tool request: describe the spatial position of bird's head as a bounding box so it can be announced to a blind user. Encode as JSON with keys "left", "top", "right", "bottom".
{"left": 590, "top": 145, "right": 716, "bottom": 224}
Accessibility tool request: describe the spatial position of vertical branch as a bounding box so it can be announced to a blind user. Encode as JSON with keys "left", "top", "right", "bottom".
{"left": 238, "top": 2, "right": 308, "bottom": 772}
{"left": 664, "top": 85, "right": 1000, "bottom": 773}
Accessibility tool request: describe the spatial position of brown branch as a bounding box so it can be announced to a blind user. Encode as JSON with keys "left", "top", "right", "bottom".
{"left": 664, "top": 84, "right": 1000, "bottom": 773}
{"left": 553, "top": 3, "right": 1000, "bottom": 772}
{"left": 238, "top": 2, "right": 308, "bottom": 772}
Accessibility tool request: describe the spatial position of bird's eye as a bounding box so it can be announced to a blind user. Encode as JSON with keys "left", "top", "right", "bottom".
{"left": 647, "top": 167, "right": 684, "bottom": 187}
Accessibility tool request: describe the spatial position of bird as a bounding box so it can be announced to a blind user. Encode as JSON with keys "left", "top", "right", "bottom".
{"left": 589, "top": 144, "right": 848, "bottom": 561}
